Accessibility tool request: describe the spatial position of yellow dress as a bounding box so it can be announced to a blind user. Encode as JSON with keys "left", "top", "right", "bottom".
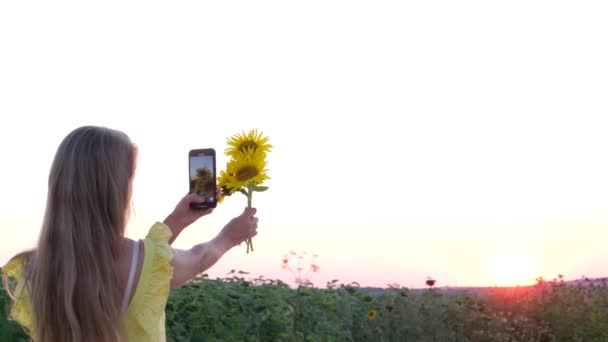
{"left": 2, "top": 222, "right": 174, "bottom": 342}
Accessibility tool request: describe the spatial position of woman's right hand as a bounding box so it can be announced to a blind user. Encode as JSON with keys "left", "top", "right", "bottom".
{"left": 163, "top": 193, "right": 216, "bottom": 244}
{"left": 218, "top": 207, "right": 259, "bottom": 248}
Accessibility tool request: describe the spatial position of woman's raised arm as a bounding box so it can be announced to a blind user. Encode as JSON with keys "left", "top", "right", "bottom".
{"left": 169, "top": 208, "right": 258, "bottom": 288}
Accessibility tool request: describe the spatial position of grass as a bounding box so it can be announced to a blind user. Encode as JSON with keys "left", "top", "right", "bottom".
{"left": 1, "top": 271, "right": 608, "bottom": 341}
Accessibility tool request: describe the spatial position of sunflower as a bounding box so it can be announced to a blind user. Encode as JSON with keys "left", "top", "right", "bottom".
{"left": 367, "top": 310, "right": 377, "bottom": 320}
{"left": 217, "top": 169, "right": 239, "bottom": 203}
{"left": 225, "top": 129, "right": 272, "bottom": 158}
{"left": 223, "top": 149, "right": 269, "bottom": 190}
{"left": 217, "top": 128, "right": 271, "bottom": 254}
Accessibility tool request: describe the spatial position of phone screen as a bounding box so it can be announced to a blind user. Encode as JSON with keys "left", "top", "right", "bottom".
{"left": 189, "top": 149, "right": 217, "bottom": 209}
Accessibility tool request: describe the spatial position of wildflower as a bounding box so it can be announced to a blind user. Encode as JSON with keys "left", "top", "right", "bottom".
{"left": 367, "top": 310, "right": 377, "bottom": 320}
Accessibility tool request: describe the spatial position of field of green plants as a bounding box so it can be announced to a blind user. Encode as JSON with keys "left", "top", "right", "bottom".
{"left": 2, "top": 271, "right": 608, "bottom": 342}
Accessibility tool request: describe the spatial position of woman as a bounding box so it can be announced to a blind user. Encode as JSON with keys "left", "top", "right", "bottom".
{"left": 1, "top": 126, "right": 259, "bottom": 342}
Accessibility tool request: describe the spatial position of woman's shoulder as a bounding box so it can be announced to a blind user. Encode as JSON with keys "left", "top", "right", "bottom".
{"left": 122, "top": 222, "right": 174, "bottom": 307}
{"left": 140, "top": 222, "right": 174, "bottom": 288}
{"left": 127, "top": 222, "right": 174, "bottom": 309}
{"left": 2, "top": 251, "right": 35, "bottom": 282}
{"left": 123, "top": 222, "right": 173, "bottom": 338}
{"left": 2, "top": 252, "right": 35, "bottom": 333}
{"left": 130, "top": 222, "right": 173, "bottom": 293}
{"left": 3, "top": 254, "right": 26, "bottom": 279}
{"left": 145, "top": 222, "right": 173, "bottom": 244}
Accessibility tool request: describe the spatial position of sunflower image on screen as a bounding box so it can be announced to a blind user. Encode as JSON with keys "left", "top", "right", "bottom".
{"left": 188, "top": 148, "right": 217, "bottom": 209}
{"left": 192, "top": 167, "right": 214, "bottom": 198}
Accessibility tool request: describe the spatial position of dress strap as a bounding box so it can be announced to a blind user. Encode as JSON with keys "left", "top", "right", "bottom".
{"left": 121, "top": 239, "right": 140, "bottom": 315}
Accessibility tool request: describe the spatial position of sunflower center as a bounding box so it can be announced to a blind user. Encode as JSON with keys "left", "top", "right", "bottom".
{"left": 238, "top": 141, "right": 258, "bottom": 152}
{"left": 235, "top": 166, "right": 259, "bottom": 181}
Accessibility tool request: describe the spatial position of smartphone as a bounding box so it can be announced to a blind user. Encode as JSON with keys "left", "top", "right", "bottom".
{"left": 188, "top": 148, "right": 217, "bottom": 209}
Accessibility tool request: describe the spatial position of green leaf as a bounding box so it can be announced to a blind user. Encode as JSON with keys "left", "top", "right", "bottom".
{"left": 239, "top": 189, "right": 248, "bottom": 196}
{"left": 252, "top": 185, "right": 269, "bottom": 192}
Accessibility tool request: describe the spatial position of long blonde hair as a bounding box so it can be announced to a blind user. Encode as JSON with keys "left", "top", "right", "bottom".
{"left": 4, "top": 126, "right": 137, "bottom": 342}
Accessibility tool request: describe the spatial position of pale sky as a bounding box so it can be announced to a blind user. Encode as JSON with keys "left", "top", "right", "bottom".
{"left": 1, "top": 1, "right": 607, "bottom": 288}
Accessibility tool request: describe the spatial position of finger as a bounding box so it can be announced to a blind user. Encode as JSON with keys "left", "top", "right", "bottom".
{"left": 200, "top": 208, "right": 214, "bottom": 216}
{"left": 186, "top": 192, "right": 205, "bottom": 203}
{"left": 242, "top": 207, "right": 257, "bottom": 216}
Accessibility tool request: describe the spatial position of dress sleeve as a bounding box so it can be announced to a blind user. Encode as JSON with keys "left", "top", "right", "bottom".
{"left": 125, "top": 222, "right": 174, "bottom": 338}
{"left": 143, "top": 222, "right": 174, "bottom": 295}
{"left": 2, "top": 255, "right": 35, "bottom": 333}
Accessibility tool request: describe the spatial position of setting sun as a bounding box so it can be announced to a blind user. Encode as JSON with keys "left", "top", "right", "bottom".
{"left": 490, "top": 255, "right": 537, "bottom": 287}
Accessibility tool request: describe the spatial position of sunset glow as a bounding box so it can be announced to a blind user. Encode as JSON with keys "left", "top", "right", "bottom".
{"left": 489, "top": 255, "right": 537, "bottom": 287}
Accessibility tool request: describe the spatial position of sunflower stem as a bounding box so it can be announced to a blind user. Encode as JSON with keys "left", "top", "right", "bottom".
{"left": 246, "top": 182, "right": 254, "bottom": 253}
{"left": 247, "top": 183, "right": 253, "bottom": 208}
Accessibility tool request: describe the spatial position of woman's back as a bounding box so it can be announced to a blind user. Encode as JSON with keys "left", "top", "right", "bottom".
{"left": 3, "top": 222, "right": 174, "bottom": 342}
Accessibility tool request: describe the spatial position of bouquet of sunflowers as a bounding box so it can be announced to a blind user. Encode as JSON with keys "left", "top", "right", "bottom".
{"left": 218, "top": 129, "right": 271, "bottom": 253}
